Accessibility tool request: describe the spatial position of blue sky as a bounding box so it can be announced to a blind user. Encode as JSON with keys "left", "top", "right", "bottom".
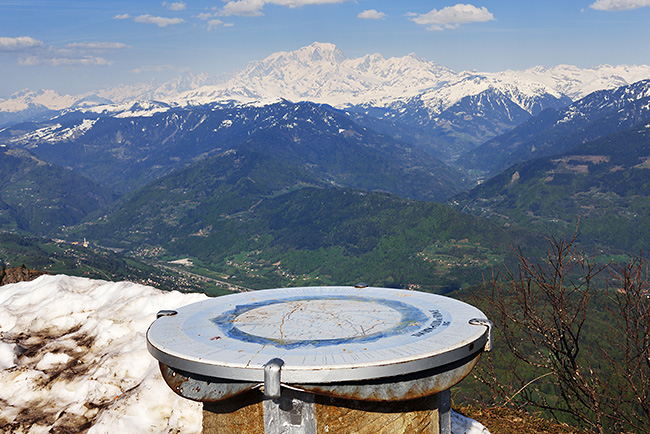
{"left": 1, "top": 0, "right": 649, "bottom": 97}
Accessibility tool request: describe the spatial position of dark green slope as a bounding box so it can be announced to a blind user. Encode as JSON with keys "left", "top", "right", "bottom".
{"left": 79, "top": 148, "right": 322, "bottom": 247}
{"left": 0, "top": 147, "right": 116, "bottom": 235}
{"left": 236, "top": 103, "right": 465, "bottom": 201}
{"left": 453, "top": 121, "right": 650, "bottom": 252}
{"left": 238, "top": 187, "right": 537, "bottom": 290}
{"left": 76, "top": 147, "right": 541, "bottom": 291}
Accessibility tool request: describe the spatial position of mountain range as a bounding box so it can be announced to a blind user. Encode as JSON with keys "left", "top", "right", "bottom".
{"left": 73, "top": 145, "right": 538, "bottom": 292}
{"left": 460, "top": 79, "right": 650, "bottom": 175}
{"left": 0, "top": 100, "right": 466, "bottom": 199}
{"left": 1, "top": 43, "right": 650, "bottom": 290}
{"left": 3, "top": 42, "right": 650, "bottom": 161}
{"left": 5, "top": 43, "right": 647, "bottom": 112}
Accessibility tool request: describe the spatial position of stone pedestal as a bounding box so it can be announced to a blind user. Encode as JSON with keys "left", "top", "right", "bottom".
{"left": 202, "top": 388, "right": 451, "bottom": 434}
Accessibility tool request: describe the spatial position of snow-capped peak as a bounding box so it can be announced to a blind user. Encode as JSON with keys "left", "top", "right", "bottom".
{"left": 170, "top": 43, "right": 650, "bottom": 113}
{"left": 2, "top": 43, "right": 650, "bottom": 125}
{"left": 0, "top": 89, "right": 78, "bottom": 113}
{"left": 264, "top": 41, "right": 346, "bottom": 65}
{"left": 174, "top": 42, "right": 458, "bottom": 107}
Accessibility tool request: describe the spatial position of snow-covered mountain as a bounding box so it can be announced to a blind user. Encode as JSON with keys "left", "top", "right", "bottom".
{"left": 0, "top": 89, "right": 80, "bottom": 127}
{"left": 175, "top": 43, "right": 650, "bottom": 115}
{"left": 0, "top": 274, "right": 491, "bottom": 433}
{"left": 178, "top": 43, "right": 457, "bottom": 107}
{"left": 92, "top": 72, "right": 216, "bottom": 105}
{"left": 0, "top": 74, "right": 212, "bottom": 127}
{"left": 0, "top": 89, "right": 78, "bottom": 113}
{"left": 459, "top": 79, "right": 650, "bottom": 174}
{"left": 3, "top": 42, "right": 649, "bottom": 119}
{"left": 2, "top": 42, "right": 650, "bottom": 159}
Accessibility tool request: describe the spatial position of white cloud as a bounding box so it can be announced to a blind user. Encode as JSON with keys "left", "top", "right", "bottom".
{"left": 208, "top": 19, "right": 225, "bottom": 30}
{"left": 219, "top": 0, "right": 351, "bottom": 16}
{"left": 131, "top": 64, "right": 175, "bottom": 74}
{"left": 358, "top": 9, "right": 386, "bottom": 20}
{"left": 589, "top": 0, "right": 650, "bottom": 10}
{"left": 134, "top": 14, "right": 185, "bottom": 27}
{"left": 163, "top": 1, "right": 187, "bottom": 11}
{"left": 113, "top": 13, "right": 131, "bottom": 20}
{"left": 408, "top": 3, "right": 495, "bottom": 31}
{"left": 195, "top": 12, "right": 217, "bottom": 20}
{"left": 0, "top": 36, "right": 127, "bottom": 66}
{"left": 66, "top": 42, "right": 127, "bottom": 50}
{"left": 270, "top": 0, "right": 349, "bottom": 6}
{"left": 1, "top": 37, "right": 118, "bottom": 68}
{"left": 19, "top": 56, "right": 112, "bottom": 67}
{"left": 0, "top": 36, "right": 43, "bottom": 51}
{"left": 221, "top": 0, "right": 266, "bottom": 16}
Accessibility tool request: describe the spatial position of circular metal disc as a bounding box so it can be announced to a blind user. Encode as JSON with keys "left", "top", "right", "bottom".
{"left": 147, "top": 286, "right": 489, "bottom": 383}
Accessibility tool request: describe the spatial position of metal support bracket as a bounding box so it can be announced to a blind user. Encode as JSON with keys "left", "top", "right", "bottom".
{"left": 263, "top": 388, "right": 316, "bottom": 434}
{"left": 263, "top": 359, "right": 316, "bottom": 434}
{"left": 469, "top": 318, "right": 493, "bottom": 352}
{"left": 156, "top": 310, "right": 178, "bottom": 318}
{"left": 264, "top": 358, "right": 284, "bottom": 399}
{"left": 438, "top": 389, "right": 451, "bottom": 434}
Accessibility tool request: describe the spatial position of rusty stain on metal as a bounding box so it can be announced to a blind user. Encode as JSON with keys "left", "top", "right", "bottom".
{"left": 203, "top": 390, "right": 266, "bottom": 434}
{"left": 160, "top": 363, "right": 258, "bottom": 403}
{"left": 159, "top": 350, "right": 483, "bottom": 403}
{"left": 294, "top": 352, "right": 481, "bottom": 402}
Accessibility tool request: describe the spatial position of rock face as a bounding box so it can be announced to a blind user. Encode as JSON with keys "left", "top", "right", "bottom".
{"left": 0, "top": 266, "right": 48, "bottom": 285}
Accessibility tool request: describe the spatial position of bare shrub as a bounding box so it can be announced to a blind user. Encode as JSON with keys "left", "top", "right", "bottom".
{"left": 472, "top": 234, "right": 650, "bottom": 433}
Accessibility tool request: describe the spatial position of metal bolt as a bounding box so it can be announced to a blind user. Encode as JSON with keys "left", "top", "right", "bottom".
{"left": 469, "top": 318, "right": 493, "bottom": 352}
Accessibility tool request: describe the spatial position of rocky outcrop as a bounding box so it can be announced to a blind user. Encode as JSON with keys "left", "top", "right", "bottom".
{"left": 0, "top": 265, "right": 48, "bottom": 285}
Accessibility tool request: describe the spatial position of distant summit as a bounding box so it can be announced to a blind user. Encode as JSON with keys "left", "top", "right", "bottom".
{"left": 2, "top": 42, "right": 650, "bottom": 148}
{"left": 179, "top": 41, "right": 456, "bottom": 107}
{"left": 3, "top": 42, "right": 650, "bottom": 116}
{"left": 0, "top": 88, "right": 77, "bottom": 112}
{"left": 264, "top": 41, "right": 347, "bottom": 64}
{"left": 3, "top": 43, "right": 650, "bottom": 111}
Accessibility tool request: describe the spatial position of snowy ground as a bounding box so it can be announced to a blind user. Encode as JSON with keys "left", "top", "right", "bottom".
{"left": 0, "top": 275, "right": 489, "bottom": 433}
